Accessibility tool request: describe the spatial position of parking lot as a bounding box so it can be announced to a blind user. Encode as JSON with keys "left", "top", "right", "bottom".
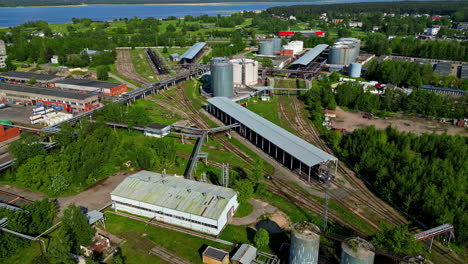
{"left": 0, "top": 104, "right": 34, "bottom": 124}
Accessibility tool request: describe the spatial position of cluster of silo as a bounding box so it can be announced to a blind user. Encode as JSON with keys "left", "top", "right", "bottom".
{"left": 230, "top": 58, "right": 259, "bottom": 88}
{"left": 210, "top": 57, "right": 233, "bottom": 97}
{"left": 289, "top": 222, "right": 321, "bottom": 264}
{"left": 340, "top": 237, "right": 375, "bottom": 264}
{"left": 328, "top": 38, "right": 361, "bottom": 65}
{"left": 258, "top": 38, "right": 282, "bottom": 55}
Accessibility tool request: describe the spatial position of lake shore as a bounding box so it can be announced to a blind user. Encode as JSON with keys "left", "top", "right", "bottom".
{"left": 0, "top": 3, "right": 239, "bottom": 8}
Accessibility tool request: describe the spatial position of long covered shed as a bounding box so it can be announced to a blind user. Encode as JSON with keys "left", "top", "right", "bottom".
{"left": 207, "top": 97, "right": 337, "bottom": 182}
{"left": 291, "top": 44, "right": 329, "bottom": 67}
{"left": 180, "top": 42, "right": 206, "bottom": 64}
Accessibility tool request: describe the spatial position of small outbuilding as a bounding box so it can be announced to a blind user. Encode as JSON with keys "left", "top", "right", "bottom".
{"left": 170, "top": 53, "right": 180, "bottom": 62}
{"left": 202, "top": 246, "right": 229, "bottom": 264}
{"left": 231, "top": 244, "right": 258, "bottom": 264}
{"left": 144, "top": 123, "right": 171, "bottom": 138}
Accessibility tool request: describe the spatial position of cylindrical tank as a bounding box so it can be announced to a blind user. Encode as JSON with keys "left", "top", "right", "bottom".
{"left": 340, "top": 237, "right": 375, "bottom": 264}
{"left": 230, "top": 59, "right": 259, "bottom": 87}
{"left": 259, "top": 41, "right": 274, "bottom": 55}
{"left": 273, "top": 38, "right": 282, "bottom": 54}
{"left": 289, "top": 222, "right": 320, "bottom": 264}
{"left": 210, "top": 57, "right": 233, "bottom": 97}
{"left": 338, "top": 38, "right": 361, "bottom": 61}
{"left": 329, "top": 44, "right": 355, "bottom": 65}
{"left": 349, "top": 63, "right": 362, "bottom": 78}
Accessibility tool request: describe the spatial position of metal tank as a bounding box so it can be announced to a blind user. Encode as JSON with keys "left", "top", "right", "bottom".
{"left": 329, "top": 44, "right": 355, "bottom": 65}
{"left": 349, "top": 63, "right": 362, "bottom": 78}
{"left": 340, "top": 237, "right": 375, "bottom": 264}
{"left": 273, "top": 38, "right": 282, "bottom": 54}
{"left": 230, "top": 59, "right": 259, "bottom": 87}
{"left": 338, "top": 38, "right": 361, "bottom": 62}
{"left": 259, "top": 41, "right": 274, "bottom": 55}
{"left": 289, "top": 222, "right": 320, "bottom": 264}
{"left": 210, "top": 57, "right": 233, "bottom": 97}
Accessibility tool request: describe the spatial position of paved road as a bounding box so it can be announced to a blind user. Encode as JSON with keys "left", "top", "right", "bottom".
{"left": 230, "top": 199, "right": 277, "bottom": 226}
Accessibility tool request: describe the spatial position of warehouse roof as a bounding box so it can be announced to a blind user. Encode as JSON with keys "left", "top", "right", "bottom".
{"left": 208, "top": 97, "right": 337, "bottom": 167}
{"left": 0, "top": 71, "right": 61, "bottom": 81}
{"left": 433, "top": 62, "right": 451, "bottom": 76}
{"left": 55, "top": 78, "right": 123, "bottom": 89}
{"left": 460, "top": 65, "right": 468, "bottom": 79}
{"left": 292, "top": 44, "right": 328, "bottom": 66}
{"left": 180, "top": 42, "right": 206, "bottom": 60}
{"left": 111, "top": 171, "right": 237, "bottom": 220}
{"left": 0, "top": 83, "right": 97, "bottom": 100}
{"left": 203, "top": 246, "right": 229, "bottom": 261}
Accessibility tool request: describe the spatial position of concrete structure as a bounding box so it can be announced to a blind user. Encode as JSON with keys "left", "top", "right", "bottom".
{"left": 207, "top": 97, "right": 337, "bottom": 181}
{"left": 232, "top": 244, "right": 258, "bottom": 264}
{"left": 281, "top": 40, "right": 303, "bottom": 55}
{"left": 272, "top": 55, "right": 293, "bottom": 69}
{"left": 230, "top": 59, "right": 259, "bottom": 88}
{"left": 427, "top": 25, "right": 441, "bottom": 36}
{"left": 202, "top": 246, "right": 229, "bottom": 264}
{"left": 259, "top": 41, "right": 274, "bottom": 56}
{"left": 180, "top": 42, "right": 206, "bottom": 64}
{"left": 272, "top": 38, "right": 282, "bottom": 54}
{"left": 349, "top": 63, "right": 362, "bottom": 78}
{"left": 0, "top": 40, "right": 6, "bottom": 69}
{"left": 53, "top": 79, "right": 128, "bottom": 96}
{"left": 211, "top": 57, "right": 233, "bottom": 97}
{"left": 289, "top": 222, "right": 321, "bottom": 264}
{"left": 340, "top": 237, "right": 375, "bottom": 264}
{"left": 144, "top": 123, "right": 171, "bottom": 138}
{"left": 0, "top": 83, "right": 99, "bottom": 112}
{"left": 111, "top": 170, "right": 239, "bottom": 235}
{"left": 0, "top": 71, "right": 62, "bottom": 85}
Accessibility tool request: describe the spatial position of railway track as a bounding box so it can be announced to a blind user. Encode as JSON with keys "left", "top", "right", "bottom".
{"left": 116, "top": 49, "right": 151, "bottom": 86}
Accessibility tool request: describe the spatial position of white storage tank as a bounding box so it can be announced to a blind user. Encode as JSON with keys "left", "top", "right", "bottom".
{"left": 230, "top": 59, "right": 259, "bottom": 87}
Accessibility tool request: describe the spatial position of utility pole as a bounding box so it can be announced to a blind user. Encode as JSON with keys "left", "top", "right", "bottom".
{"left": 320, "top": 162, "right": 333, "bottom": 233}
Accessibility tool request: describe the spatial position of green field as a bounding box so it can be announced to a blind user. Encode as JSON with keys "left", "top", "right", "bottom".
{"left": 130, "top": 49, "right": 158, "bottom": 82}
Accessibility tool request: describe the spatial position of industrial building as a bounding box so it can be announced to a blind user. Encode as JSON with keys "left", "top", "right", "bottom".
{"left": 277, "top": 30, "right": 324, "bottom": 37}
{"left": 433, "top": 62, "right": 452, "bottom": 76}
{"left": 230, "top": 59, "right": 259, "bottom": 88}
{"left": 207, "top": 97, "right": 338, "bottom": 182}
{"left": 180, "top": 42, "right": 207, "bottom": 64}
{"left": 328, "top": 38, "right": 361, "bottom": 66}
{"left": 111, "top": 170, "right": 239, "bottom": 235}
{"left": 0, "top": 40, "right": 6, "bottom": 69}
{"left": 340, "top": 237, "right": 375, "bottom": 264}
{"left": 202, "top": 246, "right": 229, "bottom": 264}
{"left": 53, "top": 78, "right": 128, "bottom": 96}
{"left": 289, "top": 222, "right": 320, "bottom": 264}
{"left": 231, "top": 244, "right": 257, "bottom": 264}
{"left": 0, "top": 71, "right": 63, "bottom": 85}
{"left": 460, "top": 65, "right": 468, "bottom": 79}
{"left": 281, "top": 40, "right": 303, "bottom": 56}
{"left": 143, "top": 123, "right": 171, "bottom": 138}
{"left": 426, "top": 25, "right": 441, "bottom": 36}
{"left": 0, "top": 83, "right": 100, "bottom": 112}
{"left": 290, "top": 44, "right": 329, "bottom": 72}
{"left": 211, "top": 57, "right": 233, "bottom": 97}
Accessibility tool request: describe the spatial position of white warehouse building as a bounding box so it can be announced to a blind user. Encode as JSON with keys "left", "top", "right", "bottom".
{"left": 230, "top": 58, "right": 259, "bottom": 88}
{"left": 282, "top": 40, "right": 304, "bottom": 55}
{"left": 111, "top": 170, "right": 239, "bottom": 235}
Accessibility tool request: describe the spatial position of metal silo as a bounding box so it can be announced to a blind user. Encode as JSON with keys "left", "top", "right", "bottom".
{"left": 259, "top": 41, "right": 274, "bottom": 55}
{"left": 210, "top": 57, "right": 233, "bottom": 97}
{"left": 230, "top": 59, "right": 259, "bottom": 87}
{"left": 273, "top": 38, "right": 282, "bottom": 54}
{"left": 340, "top": 237, "right": 375, "bottom": 264}
{"left": 289, "top": 222, "right": 320, "bottom": 264}
{"left": 338, "top": 38, "right": 361, "bottom": 61}
{"left": 349, "top": 63, "right": 362, "bottom": 78}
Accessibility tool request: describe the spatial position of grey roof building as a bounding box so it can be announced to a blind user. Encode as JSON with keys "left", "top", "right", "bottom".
{"left": 292, "top": 44, "right": 329, "bottom": 66}
{"left": 232, "top": 244, "right": 258, "bottom": 264}
{"left": 0, "top": 71, "right": 63, "bottom": 83}
{"left": 180, "top": 42, "right": 206, "bottom": 64}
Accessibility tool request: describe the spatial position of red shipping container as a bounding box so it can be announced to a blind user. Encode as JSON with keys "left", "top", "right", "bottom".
{"left": 278, "top": 31, "right": 295, "bottom": 36}
{"left": 0, "top": 125, "right": 5, "bottom": 137}
{"left": 457, "top": 121, "right": 465, "bottom": 127}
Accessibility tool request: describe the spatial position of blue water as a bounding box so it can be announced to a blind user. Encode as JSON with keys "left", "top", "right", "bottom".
{"left": 0, "top": 1, "right": 405, "bottom": 28}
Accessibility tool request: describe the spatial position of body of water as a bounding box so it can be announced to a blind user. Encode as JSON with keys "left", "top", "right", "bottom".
{"left": 0, "top": 1, "right": 404, "bottom": 28}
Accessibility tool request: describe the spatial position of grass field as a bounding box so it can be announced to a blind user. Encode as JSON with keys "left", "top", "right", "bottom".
{"left": 234, "top": 201, "right": 254, "bottom": 217}
{"left": 130, "top": 49, "right": 158, "bottom": 82}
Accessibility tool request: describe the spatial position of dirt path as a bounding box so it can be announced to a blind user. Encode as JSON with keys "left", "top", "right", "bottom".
{"left": 230, "top": 199, "right": 277, "bottom": 226}
{"left": 333, "top": 107, "right": 467, "bottom": 136}
{"left": 116, "top": 49, "right": 150, "bottom": 86}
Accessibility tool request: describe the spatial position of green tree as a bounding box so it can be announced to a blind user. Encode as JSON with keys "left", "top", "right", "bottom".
{"left": 372, "top": 225, "right": 422, "bottom": 256}
{"left": 59, "top": 204, "right": 95, "bottom": 254}
{"left": 260, "top": 58, "right": 273, "bottom": 68}
{"left": 9, "top": 132, "right": 46, "bottom": 166}
{"left": 233, "top": 179, "right": 254, "bottom": 203}
{"left": 254, "top": 228, "right": 270, "bottom": 250}
{"left": 111, "top": 247, "right": 126, "bottom": 264}
{"left": 28, "top": 77, "right": 37, "bottom": 85}
{"left": 162, "top": 46, "right": 168, "bottom": 53}
{"left": 96, "top": 65, "right": 109, "bottom": 81}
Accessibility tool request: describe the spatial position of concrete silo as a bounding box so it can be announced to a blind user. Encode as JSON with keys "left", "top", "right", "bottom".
{"left": 273, "top": 38, "right": 282, "bottom": 54}
{"left": 289, "top": 222, "right": 320, "bottom": 264}
{"left": 210, "top": 57, "right": 233, "bottom": 97}
{"left": 340, "top": 237, "right": 375, "bottom": 264}
{"left": 259, "top": 41, "right": 274, "bottom": 55}
{"left": 349, "top": 63, "right": 362, "bottom": 78}
{"left": 230, "top": 59, "right": 259, "bottom": 87}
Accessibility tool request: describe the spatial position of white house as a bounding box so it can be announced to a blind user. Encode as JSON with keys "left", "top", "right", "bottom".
{"left": 111, "top": 171, "right": 239, "bottom": 235}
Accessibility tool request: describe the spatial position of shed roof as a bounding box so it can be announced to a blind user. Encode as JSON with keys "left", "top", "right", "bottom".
{"left": 111, "top": 171, "right": 237, "bottom": 220}
{"left": 231, "top": 244, "right": 257, "bottom": 263}
{"left": 207, "top": 97, "right": 337, "bottom": 167}
{"left": 0, "top": 83, "right": 97, "bottom": 100}
{"left": 55, "top": 78, "right": 123, "bottom": 89}
{"left": 86, "top": 210, "right": 104, "bottom": 225}
{"left": 180, "top": 42, "right": 206, "bottom": 60}
{"left": 292, "top": 44, "right": 328, "bottom": 66}
{"left": 203, "top": 246, "right": 229, "bottom": 261}
{"left": 433, "top": 62, "right": 451, "bottom": 76}
{"left": 0, "top": 71, "right": 61, "bottom": 81}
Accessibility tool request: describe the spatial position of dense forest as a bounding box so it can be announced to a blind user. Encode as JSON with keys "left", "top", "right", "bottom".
{"left": 339, "top": 126, "right": 467, "bottom": 244}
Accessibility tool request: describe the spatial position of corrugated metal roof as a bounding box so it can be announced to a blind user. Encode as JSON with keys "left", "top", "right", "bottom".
{"left": 55, "top": 78, "right": 123, "bottom": 89}
{"left": 0, "top": 83, "right": 97, "bottom": 100}
{"left": 180, "top": 42, "right": 207, "bottom": 60}
{"left": 0, "top": 71, "right": 61, "bottom": 81}
{"left": 460, "top": 65, "right": 468, "bottom": 79}
{"left": 433, "top": 62, "right": 451, "bottom": 76}
{"left": 231, "top": 244, "right": 257, "bottom": 263}
{"left": 292, "top": 44, "right": 328, "bottom": 66}
{"left": 111, "top": 171, "right": 237, "bottom": 220}
{"left": 207, "top": 97, "right": 337, "bottom": 167}
{"left": 203, "top": 246, "right": 228, "bottom": 261}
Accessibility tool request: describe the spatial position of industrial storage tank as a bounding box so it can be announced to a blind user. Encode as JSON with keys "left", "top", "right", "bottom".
{"left": 259, "top": 41, "right": 274, "bottom": 55}
{"left": 349, "top": 63, "right": 362, "bottom": 78}
{"left": 338, "top": 38, "right": 361, "bottom": 61}
{"left": 329, "top": 44, "right": 356, "bottom": 65}
{"left": 272, "top": 38, "right": 282, "bottom": 54}
{"left": 289, "top": 222, "right": 320, "bottom": 264}
{"left": 230, "top": 59, "right": 259, "bottom": 87}
{"left": 210, "top": 57, "right": 233, "bottom": 97}
{"left": 340, "top": 237, "right": 375, "bottom": 264}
